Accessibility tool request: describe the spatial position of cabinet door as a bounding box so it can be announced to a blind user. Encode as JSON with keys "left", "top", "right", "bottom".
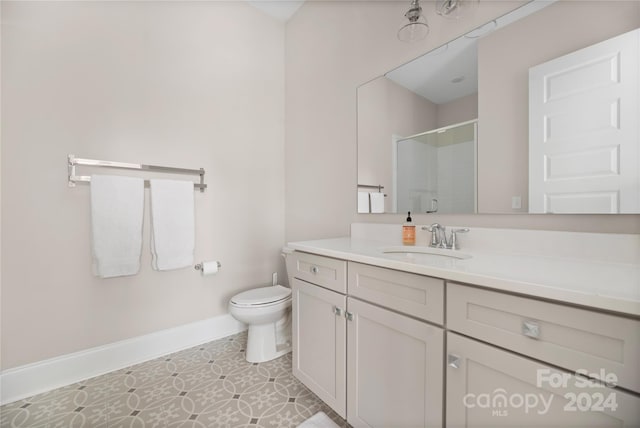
{"left": 292, "top": 278, "right": 347, "bottom": 418}
{"left": 347, "top": 297, "right": 444, "bottom": 428}
{"left": 446, "top": 332, "right": 640, "bottom": 427}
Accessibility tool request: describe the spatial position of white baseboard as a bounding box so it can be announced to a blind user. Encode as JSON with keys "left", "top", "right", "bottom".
{"left": 0, "top": 314, "right": 246, "bottom": 405}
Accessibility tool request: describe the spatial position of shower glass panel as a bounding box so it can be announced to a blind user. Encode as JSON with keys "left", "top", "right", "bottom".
{"left": 395, "top": 120, "right": 477, "bottom": 214}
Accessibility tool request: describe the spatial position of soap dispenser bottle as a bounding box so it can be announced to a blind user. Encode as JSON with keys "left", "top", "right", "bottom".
{"left": 402, "top": 211, "right": 416, "bottom": 246}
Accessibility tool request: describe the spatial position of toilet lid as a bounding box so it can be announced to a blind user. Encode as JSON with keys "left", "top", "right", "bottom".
{"left": 231, "top": 285, "right": 292, "bottom": 306}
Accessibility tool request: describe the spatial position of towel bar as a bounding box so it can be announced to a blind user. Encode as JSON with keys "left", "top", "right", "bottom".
{"left": 358, "top": 183, "right": 384, "bottom": 192}
{"left": 68, "top": 154, "right": 207, "bottom": 192}
{"left": 357, "top": 183, "right": 387, "bottom": 197}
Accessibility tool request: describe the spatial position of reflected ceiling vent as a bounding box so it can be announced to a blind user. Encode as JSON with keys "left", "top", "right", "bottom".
{"left": 436, "top": 0, "right": 479, "bottom": 19}
{"left": 398, "top": 0, "right": 429, "bottom": 43}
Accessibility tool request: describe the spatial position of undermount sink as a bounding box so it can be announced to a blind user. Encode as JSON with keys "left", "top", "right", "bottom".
{"left": 381, "top": 246, "right": 472, "bottom": 260}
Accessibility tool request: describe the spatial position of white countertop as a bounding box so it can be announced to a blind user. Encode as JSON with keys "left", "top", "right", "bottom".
{"left": 287, "top": 237, "right": 640, "bottom": 317}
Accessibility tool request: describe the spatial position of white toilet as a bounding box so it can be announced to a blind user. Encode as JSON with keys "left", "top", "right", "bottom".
{"left": 229, "top": 283, "right": 292, "bottom": 363}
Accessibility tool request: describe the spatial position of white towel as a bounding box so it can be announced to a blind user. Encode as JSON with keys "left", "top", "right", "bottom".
{"left": 149, "top": 179, "right": 195, "bottom": 271}
{"left": 90, "top": 174, "right": 144, "bottom": 278}
{"left": 370, "top": 192, "right": 385, "bottom": 213}
{"left": 357, "top": 191, "right": 370, "bottom": 213}
{"left": 297, "top": 411, "right": 340, "bottom": 428}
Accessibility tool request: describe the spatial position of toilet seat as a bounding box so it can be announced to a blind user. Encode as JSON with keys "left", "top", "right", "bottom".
{"left": 230, "top": 285, "right": 292, "bottom": 307}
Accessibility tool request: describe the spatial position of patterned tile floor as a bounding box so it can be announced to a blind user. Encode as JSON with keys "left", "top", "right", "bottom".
{"left": 0, "top": 332, "right": 349, "bottom": 428}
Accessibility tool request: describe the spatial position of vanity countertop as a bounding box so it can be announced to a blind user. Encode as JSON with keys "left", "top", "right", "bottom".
{"left": 287, "top": 237, "right": 640, "bottom": 317}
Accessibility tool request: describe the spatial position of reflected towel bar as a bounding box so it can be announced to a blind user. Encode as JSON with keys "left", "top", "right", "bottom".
{"left": 357, "top": 183, "right": 386, "bottom": 197}
{"left": 358, "top": 183, "right": 384, "bottom": 191}
{"left": 68, "top": 154, "right": 207, "bottom": 192}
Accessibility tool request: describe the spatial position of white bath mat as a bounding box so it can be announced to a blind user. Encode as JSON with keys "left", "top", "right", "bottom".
{"left": 297, "top": 411, "right": 340, "bottom": 428}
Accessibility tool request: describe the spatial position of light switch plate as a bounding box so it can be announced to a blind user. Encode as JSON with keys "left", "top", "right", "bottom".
{"left": 512, "top": 196, "right": 522, "bottom": 209}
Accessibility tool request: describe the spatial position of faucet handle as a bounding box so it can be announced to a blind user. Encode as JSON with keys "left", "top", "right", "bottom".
{"left": 426, "top": 223, "right": 441, "bottom": 232}
{"left": 450, "top": 228, "right": 469, "bottom": 250}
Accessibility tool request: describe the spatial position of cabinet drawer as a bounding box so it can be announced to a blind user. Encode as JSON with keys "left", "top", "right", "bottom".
{"left": 447, "top": 332, "right": 640, "bottom": 427}
{"left": 289, "top": 252, "right": 347, "bottom": 293}
{"left": 448, "top": 282, "right": 640, "bottom": 393}
{"left": 348, "top": 262, "right": 444, "bottom": 325}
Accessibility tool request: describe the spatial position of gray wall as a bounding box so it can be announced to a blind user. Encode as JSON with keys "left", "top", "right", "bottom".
{"left": 1, "top": 1, "right": 285, "bottom": 369}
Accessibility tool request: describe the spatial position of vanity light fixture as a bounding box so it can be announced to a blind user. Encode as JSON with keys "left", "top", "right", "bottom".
{"left": 398, "top": 0, "right": 429, "bottom": 42}
{"left": 435, "top": 0, "right": 478, "bottom": 19}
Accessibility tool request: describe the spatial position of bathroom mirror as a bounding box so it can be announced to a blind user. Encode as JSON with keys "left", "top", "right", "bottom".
{"left": 357, "top": 0, "right": 640, "bottom": 214}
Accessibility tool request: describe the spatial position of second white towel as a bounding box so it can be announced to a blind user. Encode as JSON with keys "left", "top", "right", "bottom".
{"left": 369, "top": 192, "right": 385, "bottom": 213}
{"left": 149, "top": 179, "right": 195, "bottom": 271}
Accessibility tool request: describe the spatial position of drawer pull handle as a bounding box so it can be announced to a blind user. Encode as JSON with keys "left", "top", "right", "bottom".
{"left": 310, "top": 266, "right": 319, "bottom": 274}
{"left": 345, "top": 311, "right": 354, "bottom": 321}
{"left": 448, "top": 354, "right": 461, "bottom": 369}
{"left": 522, "top": 320, "right": 540, "bottom": 339}
{"left": 333, "top": 306, "right": 343, "bottom": 316}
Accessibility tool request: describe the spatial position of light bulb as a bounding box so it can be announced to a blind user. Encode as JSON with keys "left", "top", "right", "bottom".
{"left": 398, "top": 0, "right": 429, "bottom": 42}
{"left": 398, "top": 19, "right": 429, "bottom": 42}
{"left": 435, "top": 0, "right": 478, "bottom": 19}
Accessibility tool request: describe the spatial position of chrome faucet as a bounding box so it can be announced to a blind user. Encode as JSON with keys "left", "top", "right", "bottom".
{"left": 423, "top": 224, "right": 469, "bottom": 250}
{"left": 426, "top": 223, "right": 443, "bottom": 247}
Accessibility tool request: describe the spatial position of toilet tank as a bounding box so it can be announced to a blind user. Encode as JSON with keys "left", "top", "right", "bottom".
{"left": 282, "top": 247, "right": 296, "bottom": 287}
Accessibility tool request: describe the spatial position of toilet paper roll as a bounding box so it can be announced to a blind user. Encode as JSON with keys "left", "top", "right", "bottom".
{"left": 200, "top": 261, "right": 220, "bottom": 276}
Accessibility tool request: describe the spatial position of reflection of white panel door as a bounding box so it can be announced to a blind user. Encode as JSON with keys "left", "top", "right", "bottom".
{"left": 529, "top": 28, "right": 639, "bottom": 213}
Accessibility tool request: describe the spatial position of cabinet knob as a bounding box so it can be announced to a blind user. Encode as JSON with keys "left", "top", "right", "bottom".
{"left": 345, "top": 311, "right": 354, "bottom": 321}
{"left": 333, "top": 306, "right": 343, "bottom": 316}
{"left": 447, "top": 354, "right": 461, "bottom": 369}
{"left": 522, "top": 320, "right": 540, "bottom": 339}
{"left": 310, "top": 266, "right": 319, "bottom": 274}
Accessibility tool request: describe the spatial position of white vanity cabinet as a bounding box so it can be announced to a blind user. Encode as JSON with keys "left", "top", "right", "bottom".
{"left": 290, "top": 252, "right": 445, "bottom": 427}
{"left": 446, "top": 332, "right": 640, "bottom": 427}
{"left": 289, "top": 247, "right": 640, "bottom": 428}
{"left": 446, "top": 282, "right": 640, "bottom": 427}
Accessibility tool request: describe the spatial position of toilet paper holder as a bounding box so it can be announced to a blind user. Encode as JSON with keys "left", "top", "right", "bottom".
{"left": 194, "top": 261, "right": 222, "bottom": 271}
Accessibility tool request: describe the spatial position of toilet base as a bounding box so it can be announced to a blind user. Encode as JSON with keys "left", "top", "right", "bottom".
{"left": 246, "top": 323, "right": 291, "bottom": 363}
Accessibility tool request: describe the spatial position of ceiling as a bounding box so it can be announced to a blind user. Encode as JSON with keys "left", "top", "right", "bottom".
{"left": 385, "top": 0, "right": 554, "bottom": 105}
{"left": 246, "top": 0, "right": 305, "bottom": 21}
